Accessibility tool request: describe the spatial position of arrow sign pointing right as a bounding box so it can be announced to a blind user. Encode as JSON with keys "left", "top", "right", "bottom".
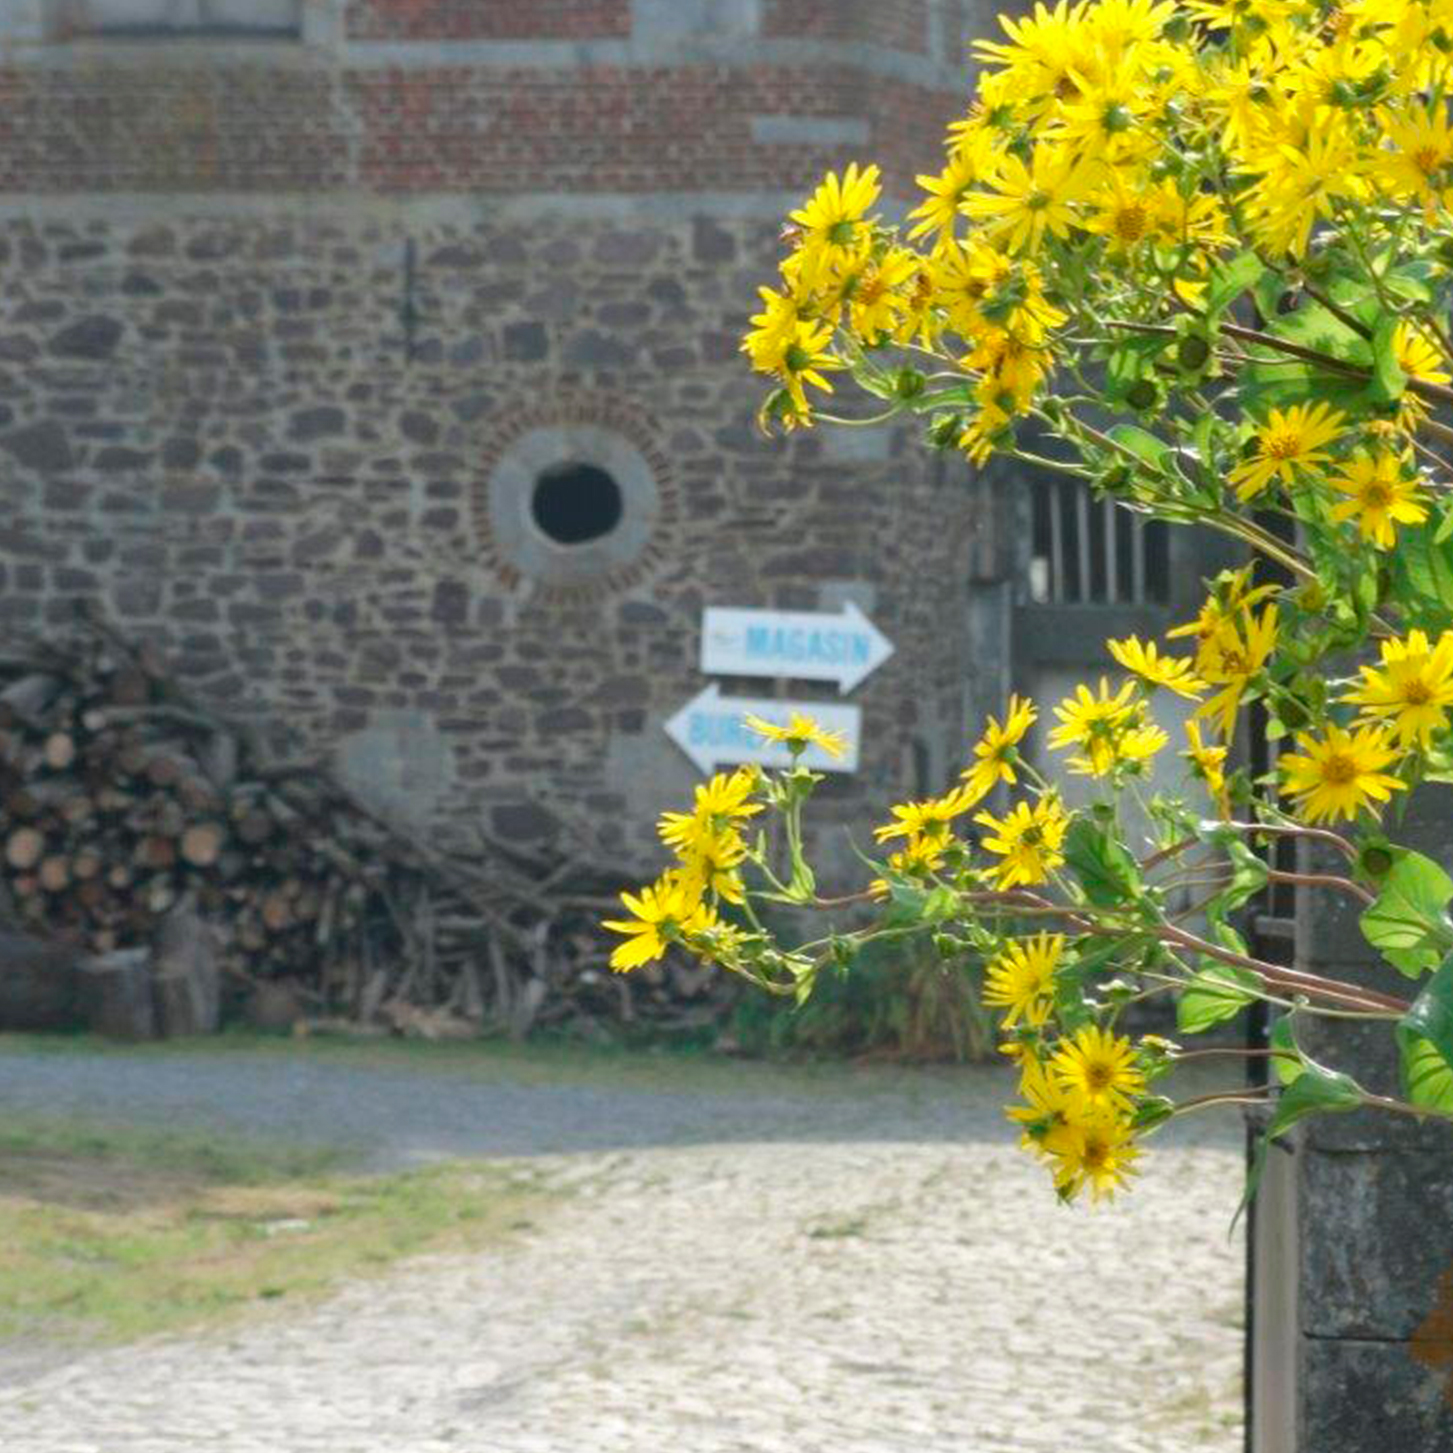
{"left": 664, "top": 684, "right": 861, "bottom": 774}
{"left": 699, "top": 601, "right": 893, "bottom": 694}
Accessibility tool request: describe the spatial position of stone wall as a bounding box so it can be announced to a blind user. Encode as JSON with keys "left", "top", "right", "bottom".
{"left": 0, "top": 1, "right": 1001, "bottom": 880}
{"left": 0, "top": 204, "right": 989, "bottom": 875}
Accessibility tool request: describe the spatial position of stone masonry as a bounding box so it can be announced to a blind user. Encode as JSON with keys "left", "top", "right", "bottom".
{"left": 0, "top": 0, "right": 1001, "bottom": 877}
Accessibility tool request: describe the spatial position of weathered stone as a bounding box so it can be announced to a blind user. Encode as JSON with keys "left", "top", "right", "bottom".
{"left": 289, "top": 405, "right": 347, "bottom": 441}
{"left": 692, "top": 216, "right": 737, "bottom": 264}
{"left": 1, "top": 420, "right": 74, "bottom": 471}
{"left": 431, "top": 580, "right": 469, "bottom": 625}
{"left": 399, "top": 410, "right": 439, "bottom": 446}
{"left": 48, "top": 314, "right": 124, "bottom": 360}
{"left": 1302, "top": 1339, "right": 1453, "bottom": 1452}
{"left": 93, "top": 446, "right": 152, "bottom": 473}
{"left": 491, "top": 801, "right": 559, "bottom": 840}
{"left": 503, "top": 320, "right": 548, "bottom": 362}
{"left": 563, "top": 330, "right": 634, "bottom": 368}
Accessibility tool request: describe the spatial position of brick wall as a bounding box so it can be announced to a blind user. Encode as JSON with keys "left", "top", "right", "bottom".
{"left": 0, "top": 61, "right": 960, "bottom": 197}
{"left": 345, "top": 0, "right": 632, "bottom": 40}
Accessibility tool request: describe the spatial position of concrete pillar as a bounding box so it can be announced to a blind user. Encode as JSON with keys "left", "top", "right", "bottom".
{"left": 1252, "top": 787, "right": 1453, "bottom": 1448}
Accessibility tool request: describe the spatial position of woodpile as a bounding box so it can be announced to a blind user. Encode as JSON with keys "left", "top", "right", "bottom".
{"left": 0, "top": 609, "right": 736, "bottom": 1039}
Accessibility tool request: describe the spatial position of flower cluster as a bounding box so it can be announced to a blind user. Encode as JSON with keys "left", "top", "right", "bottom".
{"left": 605, "top": 0, "right": 1453, "bottom": 1210}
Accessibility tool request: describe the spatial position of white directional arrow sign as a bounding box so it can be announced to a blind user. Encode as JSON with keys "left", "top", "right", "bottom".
{"left": 699, "top": 602, "right": 893, "bottom": 694}
{"left": 664, "top": 684, "right": 860, "bottom": 774}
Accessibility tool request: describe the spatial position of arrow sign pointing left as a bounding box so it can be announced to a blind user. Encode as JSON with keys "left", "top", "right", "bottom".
{"left": 699, "top": 602, "right": 893, "bottom": 694}
{"left": 664, "top": 684, "right": 860, "bottom": 774}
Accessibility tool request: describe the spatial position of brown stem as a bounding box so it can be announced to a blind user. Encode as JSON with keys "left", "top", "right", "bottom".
{"left": 1265, "top": 868, "right": 1375, "bottom": 906}
{"left": 1109, "top": 319, "right": 1453, "bottom": 410}
{"left": 1217, "top": 820, "right": 1358, "bottom": 863}
{"left": 1140, "top": 835, "right": 1197, "bottom": 872}
{"left": 1158, "top": 921, "right": 1410, "bottom": 1014}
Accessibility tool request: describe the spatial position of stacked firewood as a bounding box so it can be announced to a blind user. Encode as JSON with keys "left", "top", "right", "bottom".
{"left": 0, "top": 610, "right": 736, "bottom": 1039}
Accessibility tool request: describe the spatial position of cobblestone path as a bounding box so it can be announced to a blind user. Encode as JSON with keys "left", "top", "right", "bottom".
{"left": 0, "top": 1047, "right": 1244, "bottom": 1452}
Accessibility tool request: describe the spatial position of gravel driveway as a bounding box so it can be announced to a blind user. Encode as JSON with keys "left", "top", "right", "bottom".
{"left": 0, "top": 1044, "right": 1245, "bottom": 1452}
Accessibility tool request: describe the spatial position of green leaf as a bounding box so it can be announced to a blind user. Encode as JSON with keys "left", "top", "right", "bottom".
{"left": 1238, "top": 1054, "right": 1364, "bottom": 1228}
{"left": 1400, "top": 1033, "right": 1453, "bottom": 1113}
{"left": 1177, "top": 963, "right": 1261, "bottom": 1033}
{"left": 1269, "top": 1016, "right": 1302, "bottom": 1086}
{"left": 1104, "top": 335, "right": 1168, "bottom": 404}
{"left": 1205, "top": 250, "right": 1267, "bottom": 319}
{"left": 1234, "top": 299, "right": 1376, "bottom": 417}
{"left": 1393, "top": 522, "right": 1453, "bottom": 621}
{"left": 1064, "top": 817, "right": 1142, "bottom": 908}
{"left": 1265, "top": 1062, "right": 1364, "bottom": 1142}
{"left": 1397, "top": 951, "right": 1453, "bottom": 1111}
{"left": 1370, "top": 313, "right": 1408, "bottom": 406}
{"left": 1207, "top": 840, "right": 1269, "bottom": 921}
{"left": 1107, "top": 423, "right": 1171, "bottom": 472}
{"left": 1359, "top": 848, "right": 1453, "bottom": 978}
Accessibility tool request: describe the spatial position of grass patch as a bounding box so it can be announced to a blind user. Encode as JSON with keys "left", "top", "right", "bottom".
{"left": 0, "top": 1026, "right": 984, "bottom": 1099}
{"left": 0, "top": 1115, "right": 549, "bottom": 1348}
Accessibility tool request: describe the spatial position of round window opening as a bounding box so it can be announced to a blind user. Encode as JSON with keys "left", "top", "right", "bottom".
{"left": 531, "top": 461, "right": 624, "bottom": 546}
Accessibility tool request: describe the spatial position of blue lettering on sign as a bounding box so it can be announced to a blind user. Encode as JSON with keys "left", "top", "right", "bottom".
{"left": 689, "top": 713, "right": 757, "bottom": 750}
{"left": 741, "top": 625, "right": 870, "bottom": 668}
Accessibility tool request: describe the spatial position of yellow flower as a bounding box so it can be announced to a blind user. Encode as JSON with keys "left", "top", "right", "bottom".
{"left": 1049, "top": 1104, "right": 1141, "bottom": 1202}
{"left": 1167, "top": 564, "right": 1279, "bottom": 651}
{"left": 975, "top": 794, "right": 1070, "bottom": 889}
{"left": 602, "top": 872, "right": 716, "bottom": 973}
{"left": 743, "top": 711, "right": 846, "bottom": 759}
{"left": 983, "top": 933, "right": 1064, "bottom": 1029}
{"left": 959, "top": 146, "right": 1092, "bottom": 255}
{"left": 874, "top": 783, "right": 981, "bottom": 845}
{"left": 869, "top": 834, "right": 948, "bottom": 898}
{"left": 1329, "top": 451, "right": 1428, "bottom": 549}
{"left": 1393, "top": 321, "right": 1451, "bottom": 434}
{"left": 675, "top": 832, "right": 749, "bottom": 905}
{"left": 1240, "top": 123, "right": 1364, "bottom": 257}
{"left": 1051, "top": 1023, "right": 1146, "bottom": 1115}
{"left": 962, "top": 693, "right": 1038, "bottom": 800}
{"left": 1279, "top": 723, "right": 1407, "bottom": 824}
{"left": 1344, "top": 630, "right": 1453, "bottom": 749}
{"left": 844, "top": 246, "right": 920, "bottom": 343}
{"left": 1372, "top": 105, "right": 1453, "bottom": 213}
{"left": 1107, "top": 635, "right": 1207, "bottom": 699}
{"left": 1195, "top": 604, "right": 1279, "bottom": 739}
{"left": 788, "top": 163, "right": 881, "bottom": 268}
{"left": 908, "top": 148, "right": 981, "bottom": 242}
{"left": 1182, "top": 719, "right": 1229, "bottom": 813}
{"left": 1047, "top": 677, "right": 1139, "bottom": 775}
{"left": 658, "top": 767, "right": 762, "bottom": 853}
{"left": 1394, "top": 321, "right": 1450, "bottom": 389}
{"left": 1111, "top": 720, "right": 1169, "bottom": 772}
{"left": 1227, "top": 401, "right": 1346, "bottom": 502}
{"left": 1007, "top": 1054, "right": 1079, "bottom": 1158}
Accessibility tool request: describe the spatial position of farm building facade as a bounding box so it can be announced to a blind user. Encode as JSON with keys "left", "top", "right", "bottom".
{"left": 0, "top": 1, "right": 1209, "bottom": 881}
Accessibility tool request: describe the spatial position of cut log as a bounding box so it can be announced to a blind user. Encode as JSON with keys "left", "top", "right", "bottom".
{"left": 179, "top": 821, "right": 224, "bottom": 869}
{"left": 42, "top": 732, "right": 76, "bottom": 772}
{"left": 37, "top": 856, "right": 71, "bottom": 894}
{"left": 6, "top": 827, "right": 45, "bottom": 872}
{"left": 135, "top": 835, "right": 176, "bottom": 871}
{"left": 79, "top": 947, "right": 156, "bottom": 1040}
{"left": 0, "top": 930, "right": 83, "bottom": 1031}
{"left": 152, "top": 904, "right": 220, "bottom": 1036}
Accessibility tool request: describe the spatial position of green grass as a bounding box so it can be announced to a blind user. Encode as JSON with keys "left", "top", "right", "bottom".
{"left": 0, "top": 1026, "right": 997, "bottom": 1099}
{"left": 0, "top": 1114, "right": 550, "bottom": 1347}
